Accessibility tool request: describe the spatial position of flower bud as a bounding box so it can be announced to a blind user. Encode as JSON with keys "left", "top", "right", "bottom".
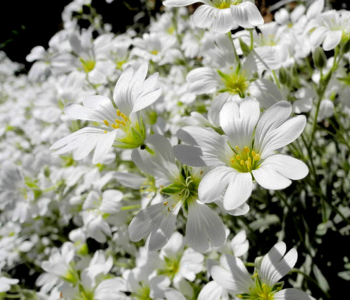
{"left": 342, "top": 38, "right": 350, "bottom": 53}
{"left": 279, "top": 67, "right": 291, "bottom": 86}
{"left": 312, "top": 47, "right": 327, "bottom": 69}
{"left": 239, "top": 38, "right": 251, "bottom": 57}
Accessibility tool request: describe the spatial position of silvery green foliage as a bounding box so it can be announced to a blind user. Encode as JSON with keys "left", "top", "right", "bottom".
{"left": 0, "top": 0, "right": 349, "bottom": 298}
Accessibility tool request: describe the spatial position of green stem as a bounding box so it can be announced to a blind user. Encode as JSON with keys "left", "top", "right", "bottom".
{"left": 272, "top": 70, "right": 281, "bottom": 89}
{"left": 249, "top": 29, "right": 254, "bottom": 50}
{"left": 309, "top": 47, "right": 339, "bottom": 148}
{"left": 121, "top": 205, "right": 142, "bottom": 210}
{"left": 227, "top": 31, "right": 240, "bottom": 63}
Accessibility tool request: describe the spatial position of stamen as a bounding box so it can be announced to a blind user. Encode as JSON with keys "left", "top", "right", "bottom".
{"left": 164, "top": 201, "right": 168, "bottom": 206}
{"left": 244, "top": 146, "right": 250, "bottom": 153}
{"left": 103, "top": 120, "right": 109, "bottom": 126}
{"left": 240, "top": 160, "right": 245, "bottom": 165}
{"left": 235, "top": 146, "right": 240, "bottom": 151}
{"left": 111, "top": 124, "right": 119, "bottom": 129}
{"left": 116, "top": 110, "right": 121, "bottom": 116}
{"left": 231, "top": 158, "right": 235, "bottom": 164}
{"left": 103, "top": 130, "right": 107, "bottom": 134}
{"left": 236, "top": 155, "right": 241, "bottom": 160}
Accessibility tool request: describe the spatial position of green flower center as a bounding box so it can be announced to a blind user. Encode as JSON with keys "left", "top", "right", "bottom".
{"left": 158, "top": 256, "right": 180, "bottom": 279}
{"left": 237, "top": 273, "right": 283, "bottom": 300}
{"left": 213, "top": 0, "right": 241, "bottom": 9}
{"left": 229, "top": 145, "right": 261, "bottom": 173}
{"left": 102, "top": 109, "right": 146, "bottom": 149}
{"left": 80, "top": 58, "right": 96, "bottom": 73}
{"left": 217, "top": 69, "right": 249, "bottom": 97}
{"left": 134, "top": 284, "right": 151, "bottom": 300}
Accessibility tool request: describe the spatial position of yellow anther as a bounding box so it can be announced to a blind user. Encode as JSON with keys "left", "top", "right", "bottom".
{"left": 240, "top": 160, "right": 245, "bottom": 165}
{"left": 200, "top": 170, "right": 203, "bottom": 175}
{"left": 237, "top": 295, "right": 243, "bottom": 299}
{"left": 231, "top": 158, "right": 235, "bottom": 164}
{"left": 262, "top": 284, "right": 266, "bottom": 288}
{"left": 115, "top": 119, "right": 121, "bottom": 124}
{"left": 111, "top": 124, "right": 119, "bottom": 129}
{"left": 164, "top": 201, "right": 168, "bottom": 206}
{"left": 236, "top": 155, "right": 241, "bottom": 160}
{"left": 121, "top": 114, "right": 128, "bottom": 121}
{"left": 244, "top": 146, "right": 250, "bottom": 153}
{"left": 235, "top": 146, "right": 240, "bottom": 151}
{"left": 116, "top": 110, "right": 121, "bottom": 116}
{"left": 248, "top": 157, "right": 251, "bottom": 163}
{"left": 103, "top": 120, "right": 109, "bottom": 126}
{"left": 167, "top": 207, "right": 170, "bottom": 212}
{"left": 254, "top": 154, "right": 261, "bottom": 161}
{"left": 252, "top": 273, "right": 258, "bottom": 278}
{"left": 172, "top": 204, "right": 176, "bottom": 208}
{"left": 103, "top": 130, "right": 107, "bottom": 134}
{"left": 121, "top": 121, "right": 126, "bottom": 126}
{"left": 252, "top": 151, "right": 256, "bottom": 156}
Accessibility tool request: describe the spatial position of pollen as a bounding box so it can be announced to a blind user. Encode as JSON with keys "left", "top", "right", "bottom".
{"left": 230, "top": 145, "right": 261, "bottom": 173}
{"left": 116, "top": 110, "right": 121, "bottom": 116}
{"left": 103, "top": 120, "right": 109, "bottom": 126}
{"left": 111, "top": 124, "right": 119, "bottom": 129}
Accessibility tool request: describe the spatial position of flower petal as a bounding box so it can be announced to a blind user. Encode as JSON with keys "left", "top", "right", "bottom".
{"left": 274, "top": 288, "right": 316, "bottom": 300}
{"left": 223, "top": 172, "right": 252, "bottom": 211}
{"left": 322, "top": 30, "right": 342, "bottom": 51}
{"left": 186, "top": 201, "right": 226, "bottom": 252}
{"left": 259, "top": 242, "right": 298, "bottom": 286}
{"left": 92, "top": 130, "right": 117, "bottom": 164}
{"left": 198, "top": 166, "right": 235, "bottom": 203}
{"left": 220, "top": 98, "right": 260, "bottom": 149}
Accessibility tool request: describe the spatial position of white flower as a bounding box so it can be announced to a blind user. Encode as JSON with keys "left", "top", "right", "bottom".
{"left": 41, "top": 242, "right": 78, "bottom": 284}
{"left": 132, "top": 33, "right": 180, "bottom": 65}
{"left": 187, "top": 34, "right": 282, "bottom": 108}
{"left": 86, "top": 251, "right": 113, "bottom": 284}
{"left": 129, "top": 134, "right": 226, "bottom": 252}
{"left": 173, "top": 99, "right": 308, "bottom": 211}
{"left": 211, "top": 242, "right": 315, "bottom": 300}
{"left": 217, "top": 229, "right": 249, "bottom": 256}
{"left": 50, "top": 63, "right": 162, "bottom": 164}
{"left": 0, "top": 271, "right": 19, "bottom": 293}
{"left": 159, "top": 232, "right": 204, "bottom": 282}
{"left": 305, "top": 10, "right": 350, "bottom": 51}
{"left": 163, "top": 0, "right": 263, "bottom": 32}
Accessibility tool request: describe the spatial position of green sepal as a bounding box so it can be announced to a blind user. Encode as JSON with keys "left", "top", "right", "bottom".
{"left": 160, "top": 184, "right": 184, "bottom": 195}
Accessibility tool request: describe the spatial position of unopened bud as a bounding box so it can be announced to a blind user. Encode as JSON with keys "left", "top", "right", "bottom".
{"left": 279, "top": 67, "right": 291, "bottom": 86}
{"left": 239, "top": 38, "right": 251, "bottom": 57}
{"left": 312, "top": 47, "right": 327, "bottom": 69}
{"left": 342, "top": 38, "right": 350, "bottom": 53}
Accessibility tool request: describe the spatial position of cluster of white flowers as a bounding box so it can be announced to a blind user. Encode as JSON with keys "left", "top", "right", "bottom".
{"left": 0, "top": 0, "right": 349, "bottom": 299}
